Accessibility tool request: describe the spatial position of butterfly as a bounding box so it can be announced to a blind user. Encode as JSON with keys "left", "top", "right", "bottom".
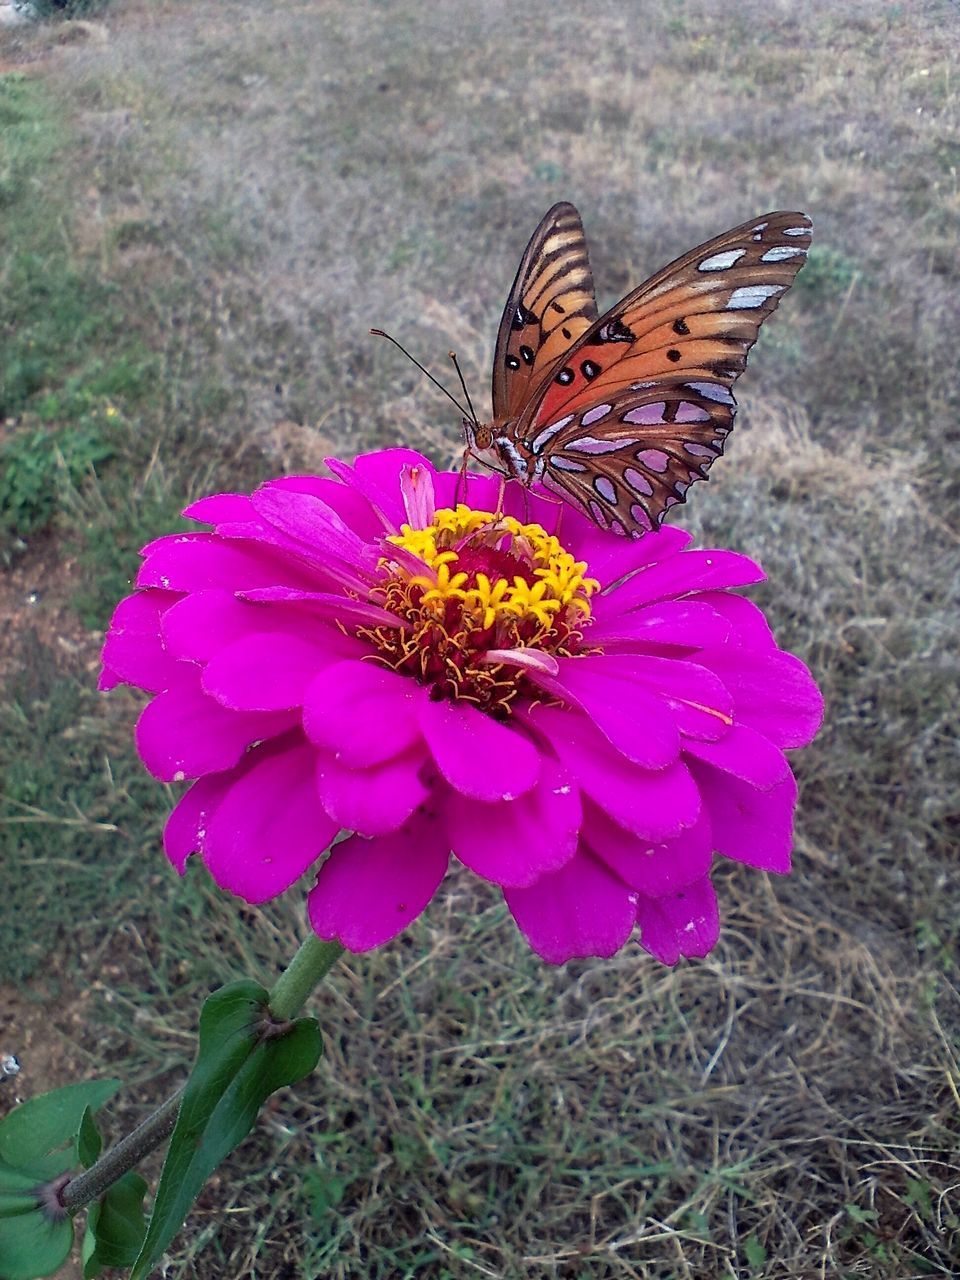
{"left": 461, "top": 202, "right": 811, "bottom": 538}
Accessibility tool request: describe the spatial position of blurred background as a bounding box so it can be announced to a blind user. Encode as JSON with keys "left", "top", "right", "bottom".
{"left": 1, "top": 1, "right": 958, "bottom": 1276}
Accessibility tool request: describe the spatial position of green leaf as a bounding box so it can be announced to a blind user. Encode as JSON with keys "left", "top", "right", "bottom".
{"left": 76, "top": 1108, "right": 103, "bottom": 1170}
{"left": 131, "top": 981, "right": 321, "bottom": 1280}
{"left": 0, "top": 1204, "right": 73, "bottom": 1280}
{"left": 0, "top": 1159, "right": 43, "bottom": 1211}
{"left": 0, "top": 1080, "right": 120, "bottom": 1179}
{"left": 81, "top": 1171, "right": 148, "bottom": 1278}
{"left": 743, "top": 1233, "right": 767, "bottom": 1269}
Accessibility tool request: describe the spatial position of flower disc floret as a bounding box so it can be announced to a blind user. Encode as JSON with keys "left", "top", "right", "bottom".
{"left": 361, "top": 504, "right": 600, "bottom": 714}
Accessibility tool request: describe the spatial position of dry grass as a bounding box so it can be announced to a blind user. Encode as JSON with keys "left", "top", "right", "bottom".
{"left": 1, "top": 0, "right": 959, "bottom": 1276}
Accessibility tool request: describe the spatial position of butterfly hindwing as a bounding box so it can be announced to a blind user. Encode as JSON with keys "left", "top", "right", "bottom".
{"left": 532, "top": 381, "right": 734, "bottom": 536}
{"left": 517, "top": 210, "right": 811, "bottom": 432}
{"left": 492, "top": 202, "right": 599, "bottom": 421}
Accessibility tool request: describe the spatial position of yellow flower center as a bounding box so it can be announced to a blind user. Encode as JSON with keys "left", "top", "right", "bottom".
{"left": 360, "top": 505, "right": 599, "bottom": 715}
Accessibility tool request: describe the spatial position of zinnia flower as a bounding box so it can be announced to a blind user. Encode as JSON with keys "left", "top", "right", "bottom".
{"left": 100, "top": 449, "right": 823, "bottom": 964}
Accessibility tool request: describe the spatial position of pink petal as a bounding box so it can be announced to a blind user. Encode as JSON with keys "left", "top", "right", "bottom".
{"left": 201, "top": 632, "right": 339, "bottom": 711}
{"left": 137, "top": 532, "right": 315, "bottom": 593}
{"left": 683, "top": 723, "right": 789, "bottom": 790}
{"left": 595, "top": 549, "right": 765, "bottom": 616}
{"left": 571, "top": 522, "right": 691, "bottom": 586}
{"left": 251, "top": 487, "right": 371, "bottom": 572}
{"left": 164, "top": 591, "right": 365, "bottom": 667}
{"left": 303, "top": 659, "right": 426, "bottom": 766}
{"left": 447, "top": 756, "right": 581, "bottom": 887}
{"left": 238, "top": 587, "right": 403, "bottom": 631}
{"left": 308, "top": 806, "right": 451, "bottom": 949}
{"left": 399, "top": 462, "right": 437, "bottom": 529}
{"left": 586, "top": 599, "right": 732, "bottom": 650}
{"left": 161, "top": 589, "right": 288, "bottom": 663}
{"left": 204, "top": 738, "right": 339, "bottom": 902}
{"left": 316, "top": 748, "right": 430, "bottom": 836}
{"left": 585, "top": 803, "right": 713, "bottom": 896}
{"left": 182, "top": 493, "right": 256, "bottom": 525}
{"left": 691, "top": 761, "right": 798, "bottom": 873}
{"left": 627, "top": 654, "right": 735, "bottom": 741}
{"left": 100, "top": 590, "right": 184, "bottom": 693}
{"left": 267, "top": 475, "right": 386, "bottom": 541}
{"left": 136, "top": 674, "right": 295, "bottom": 781}
{"left": 692, "top": 590, "right": 777, "bottom": 649}
{"left": 543, "top": 656, "right": 680, "bottom": 768}
{"left": 482, "top": 648, "right": 560, "bottom": 677}
{"left": 162, "top": 770, "right": 237, "bottom": 873}
{"left": 419, "top": 698, "right": 540, "bottom": 800}
{"left": 504, "top": 847, "right": 636, "bottom": 964}
{"left": 528, "top": 705, "right": 700, "bottom": 841}
{"left": 636, "top": 876, "right": 720, "bottom": 965}
{"left": 698, "top": 648, "right": 824, "bottom": 749}
{"left": 327, "top": 449, "right": 436, "bottom": 531}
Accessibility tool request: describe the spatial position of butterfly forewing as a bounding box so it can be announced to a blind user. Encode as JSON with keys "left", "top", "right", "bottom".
{"left": 492, "top": 202, "right": 599, "bottom": 421}
{"left": 509, "top": 209, "right": 810, "bottom": 536}
{"left": 517, "top": 210, "right": 811, "bottom": 430}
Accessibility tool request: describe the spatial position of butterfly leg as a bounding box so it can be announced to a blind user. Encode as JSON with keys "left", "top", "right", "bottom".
{"left": 522, "top": 483, "right": 565, "bottom": 535}
{"left": 455, "top": 449, "right": 471, "bottom": 506}
{"left": 495, "top": 473, "right": 507, "bottom": 517}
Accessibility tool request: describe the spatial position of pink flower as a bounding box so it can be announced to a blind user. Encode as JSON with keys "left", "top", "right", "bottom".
{"left": 100, "top": 449, "right": 823, "bottom": 965}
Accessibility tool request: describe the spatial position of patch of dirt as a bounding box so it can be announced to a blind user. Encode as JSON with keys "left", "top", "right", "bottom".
{"left": 0, "top": 983, "right": 90, "bottom": 1117}
{"left": 0, "top": 535, "right": 101, "bottom": 687}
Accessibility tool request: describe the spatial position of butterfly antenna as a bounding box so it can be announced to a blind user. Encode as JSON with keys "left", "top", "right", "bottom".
{"left": 370, "top": 328, "right": 471, "bottom": 419}
{"left": 448, "top": 350, "right": 480, "bottom": 427}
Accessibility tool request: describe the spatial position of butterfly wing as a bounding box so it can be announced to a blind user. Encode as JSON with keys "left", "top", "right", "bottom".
{"left": 516, "top": 210, "right": 811, "bottom": 535}
{"left": 530, "top": 382, "right": 735, "bottom": 535}
{"left": 492, "top": 202, "right": 599, "bottom": 421}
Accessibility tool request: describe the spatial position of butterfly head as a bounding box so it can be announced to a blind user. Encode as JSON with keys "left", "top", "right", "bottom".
{"left": 462, "top": 417, "right": 533, "bottom": 482}
{"left": 462, "top": 417, "right": 506, "bottom": 476}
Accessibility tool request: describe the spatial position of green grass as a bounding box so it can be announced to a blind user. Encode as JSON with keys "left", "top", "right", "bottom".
{"left": 1, "top": 2, "right": 958, "bottom": 1277}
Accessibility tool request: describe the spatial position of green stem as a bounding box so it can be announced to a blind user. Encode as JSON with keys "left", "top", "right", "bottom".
{"left": 58, "top": 934, "right": 344, "bottom": 1213}
{"left": 268, "top": 935, "right": 344, "bottom": 1020}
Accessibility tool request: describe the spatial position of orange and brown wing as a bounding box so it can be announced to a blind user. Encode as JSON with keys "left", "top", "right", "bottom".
{"left": 517, "top": 210, "right": 811, "bottom": 432}
{"left": 492, "top": 202, "right": 599, "bottom": 421}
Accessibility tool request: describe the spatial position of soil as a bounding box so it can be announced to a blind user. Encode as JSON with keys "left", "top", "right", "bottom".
{"left": 0, "top": 535, "right": 101, "bottom": 688}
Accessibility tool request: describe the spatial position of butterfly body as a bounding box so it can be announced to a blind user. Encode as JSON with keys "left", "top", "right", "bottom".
{"left": 465, "top": 202, "right": 811, "bottom": 537}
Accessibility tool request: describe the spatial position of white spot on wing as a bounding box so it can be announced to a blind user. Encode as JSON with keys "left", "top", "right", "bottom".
{"left": 594, "top": 476, "right": 617, "bottom": 503}
{"left": 623, "top": 402, "right": 666, "bottom": 425}
{"left": 635, "top": 449, "right": 670, "bottom": 473}
{"left": 550, "top": 456, "right": 588, "bottom": 472}
{"left": 530, "top": 415, "right": 573, "bottom": 454}
{"left": 687, "top": 381, "right": 735, "bottom": 404}
{"left": 698, "top": 249, "right": 747, "bottom": 272}
{"left": 629, "top": 503, "right": 652, "bottom": 530}
{"left": 674, "top": 401, "right": 711, "bottom": 423}
{"left": 566, "top": 435, "right": 638, "bottom": 455}
{"left": 761, "top": 245, "right": 807, "bottom": 262}
{"left": 727, "top": 284, "right": 784, "bottom": 309}
{"left": 784, "top": 226, "right": 811, "bottom": 236}
{"left": 624, "top": 467, "right": 654, "bottom": 496}
{"left": 581, "top": 403, "right": 613, "bottom": 426}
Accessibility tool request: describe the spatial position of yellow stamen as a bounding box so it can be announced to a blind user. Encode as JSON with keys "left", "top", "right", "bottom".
{"left": 360, "top": 505, "right": 600, "bottom": 715}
